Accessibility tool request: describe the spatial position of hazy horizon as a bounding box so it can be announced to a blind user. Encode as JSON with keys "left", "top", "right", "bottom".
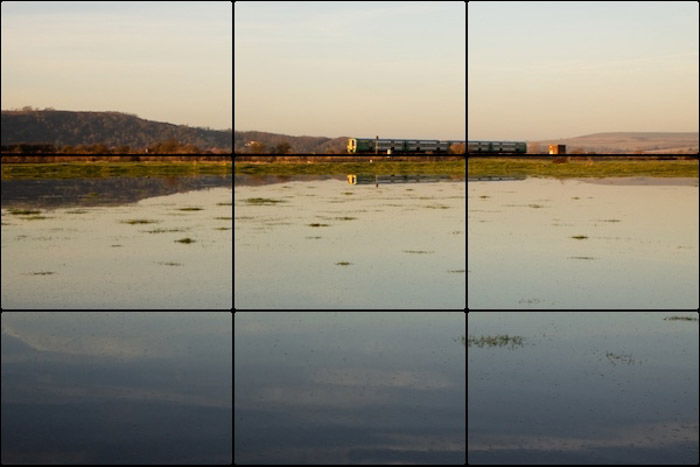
{"left": 468, "top": 1, "right": 699, "bottom": 141}
{"left": 235, "top": 1, "right": 465, "bottom": 140}
{"left": 1, "top": 1, "right": 232, "bottom": 130}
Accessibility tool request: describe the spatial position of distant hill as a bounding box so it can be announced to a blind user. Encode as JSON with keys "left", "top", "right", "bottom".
{"left": 235, "top": 130, "right": 347, "bottom": 154}
{"left": 1, "top": 110, "right": 232, "bottom": 151}
{"left": 530, "top": 132, "right": 698, "bottom": 154}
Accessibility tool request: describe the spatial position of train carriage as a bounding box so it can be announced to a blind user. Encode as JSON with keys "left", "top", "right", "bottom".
{"left": 347, "top": 138, "right": 465, "bottom": 154}
{"left": 467, "top": 140, "right": 527, "bottom": 154}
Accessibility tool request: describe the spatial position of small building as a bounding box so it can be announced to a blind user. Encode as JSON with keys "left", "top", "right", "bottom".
{"left": 549, "top": 144, "right": 566, "bottom": 154}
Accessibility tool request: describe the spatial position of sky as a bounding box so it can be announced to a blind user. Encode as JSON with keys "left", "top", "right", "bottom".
{"left": 1, "top": 1, "right": 232, "bottom": 130}
{"left": 468, "top": 1, "right": 699, "bottom": 141}
{"left": 235, "top": 1, "right": 465, "bottom": 140}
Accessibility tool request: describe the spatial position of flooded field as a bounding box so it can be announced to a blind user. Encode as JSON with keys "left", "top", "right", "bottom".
{"left": 236, "top": 311, "right": 465, "bottom": 464}
{"left": 1, "top": 174, "right": 232, "bottom": 309}
{"left": 468, "top": 311, "right": 699, "bottom": 465}
{"left": 468, "top": 177, "right": 699, "bottom": 309}
{"left": 234, "top": 175, "right": 465, "bottom": 309}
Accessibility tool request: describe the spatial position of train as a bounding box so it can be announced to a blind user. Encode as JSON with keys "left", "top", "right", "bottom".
{"left": 468, "top": 140, "right": 527, "bottom": 154}
{"left": 347, "top": 138, "right": 465, "bottom": 154}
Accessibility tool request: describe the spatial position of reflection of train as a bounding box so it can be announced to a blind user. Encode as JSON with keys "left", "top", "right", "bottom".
{"left": 468, "top": 141, "right": 527, "bottom": 154}
{"left": 347, "top": 138, "right": 465, "bottom": 154}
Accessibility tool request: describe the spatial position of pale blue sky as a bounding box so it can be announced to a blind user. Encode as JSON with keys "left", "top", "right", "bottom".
{"left": 468, "top": 1, "right": 699, "bottom": 141}
{"left": 1, "top": 1, "right": 232, "bottom": 130}
{"left": 235, "top": 1, "right": 465, "bottom": 139}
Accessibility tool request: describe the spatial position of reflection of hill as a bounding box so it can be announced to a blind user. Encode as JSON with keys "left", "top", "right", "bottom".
{"left": 1, "top": 175, "right": 232, "bottom": 209}
{"left": 1, "top": 332, "right": 38, "bottom": 355}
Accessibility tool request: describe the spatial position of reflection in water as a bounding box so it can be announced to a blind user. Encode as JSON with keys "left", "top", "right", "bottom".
{"left": 235, "top": 312, "right": 466, "bottom": 465}
{"left": 235, "top": 176, "right": 465, "bottom": 309}
{"left": 468, "top": 177, "right": 699, "bottom": 309}
{"left": 1, "top": 312, "right": 232, "bottom": 465}
{"left": 468, "top": 312, "right": 699, "bottom": 465}
{"left": 1, "top": 175, "right": 232, "bottom": 309}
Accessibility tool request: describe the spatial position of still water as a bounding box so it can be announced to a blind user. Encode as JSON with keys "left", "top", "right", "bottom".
{"left": 468, "top": 311, "right": 699, "bottom": 465}
{"left": 235, "top": 311, "right": 466, "bottom": 464}
{"left": 1, "top": 175, "right": 232, "bottom": 309}
{"left": 234, "top": 176, "right": 465, "bottom": 309}
{"left": 1, "top": 312, "right": 232, "bottom": 464}
{"left": 468, "top": 178, "right": 699, "bottom": 309}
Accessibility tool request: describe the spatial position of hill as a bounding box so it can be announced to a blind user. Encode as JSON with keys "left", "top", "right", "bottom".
{"left": 1, "top": 110, "right": 232, "bottom": 152}
{"left": 235, "top": 130, "right": 347, "bottom": 154}
{"left": 530, "top": 132, "right": 698, "bottom": 154}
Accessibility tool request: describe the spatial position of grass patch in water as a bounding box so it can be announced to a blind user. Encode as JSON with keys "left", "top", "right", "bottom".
{"left": 334, "top": 216, "right": 357, "bottom": 221}
{"left": 571, "top": 235, "right": 588, "bottom": 240}
{"left": 468, "top": 335, "right": 525, "bottom": 348}
{"left": 175, "top": 238, "right": 195, "bottom": 244}
{"left": 245, "top": 197, "right": 286, "bottom": 204}
{"left": 121, "top": 219, "right": 160, "bottom": 225}
{"left": 178, "top": 207, "right": 203, "bottom": 211}
{"left": 335, "top": 261, "right": 352, "bottom": 266}
{"left": 403, "top": 250, "right": 435, "bottom": 254}
{"left": 156, "top": 261, "right": 183, "bottom": 266}
{"left": 143, "top": 228, "right": 186, "bottom": 233}
{"left": 25, "top": 271, "right": 55, "bottom": 276}
{"left": 663, "top": 316, "right": 698, "bottom": 321}
{"left": 308, "top": 223, "right": 330, "bottom": 227}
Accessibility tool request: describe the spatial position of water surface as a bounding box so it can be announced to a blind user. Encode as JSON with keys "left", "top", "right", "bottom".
{"left": 1, "top": 175, "right": 232, "bottom": 309}
{"left": 468, "top": 311, "right": 699, "bottom": 465}
{"left": 235, "top": 176, "right": 465, "bottom": 309}
{"left": 468, "top": 177, "right": 698, "bottom": 309}
{"left": 235, "top": 311, "right": 465, "bottom": 464}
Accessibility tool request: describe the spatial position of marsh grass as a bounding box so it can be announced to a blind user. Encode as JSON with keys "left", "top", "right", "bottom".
{"left": 245, "top": 198, "right": 286, "bottom": 204}
{"left": 2, "top": 162, "right": 232, "bottom": 180}
{"left": 121, "top": 219, "right": 160, "bottom": 225}
{"left": 468, "top": 158, "right": 698, "bottom": 178}
{"left": 175, "top": 238, "right": 195, "bottom": 244}
{"left": 468, "top": 335, "right": 525, "bottom": 348}
{"left": 571, "top": 235, "right": 588, "bottom": 240}
{"left": 335, "top": 261, "right": 352, "bottom": 266}
{"left": 178, "top": 207, "right": 203, "bottom": 211}
{"left": 663, "top": 316, "right": 699, "bottom": 321}
{"left": 235, "top": 160, "right": 465, "bottom": 176}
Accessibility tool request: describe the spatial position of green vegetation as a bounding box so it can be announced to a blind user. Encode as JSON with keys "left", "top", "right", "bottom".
{"left": 468, "top": 158, "right": 698, "bottom": 178}
{"left": 175, "top": 238, "right": 195, "bottom": 244}
{"left": 1, "top": 161, "right": 232, "bottom": 180}
{"left": 178, "top": 207, "right": 203, "bottom": 211}
{"left": 663, "top": 316, "right": 699, "bottom": 321}
{"left": 468, "top": 335, "right": 525, "bottom": 348}
{"left": 235, "top": 160, "right": 465, "bottom": 176}
{"left": 571, "top": 235, "right": 588, "bottom": 240}
{"left": 308, "top": 223, "right": 330, "bottom": 227}
{"left": 156, "top": 261, "right": 183, "bottom": 266}
{"left": 335, "top": 261, "right": 352, "bottom": 266}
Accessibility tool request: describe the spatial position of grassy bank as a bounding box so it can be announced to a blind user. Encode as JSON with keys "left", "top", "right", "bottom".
{"left": 1, "top": 162, "right": 232, "bottom": 180}
{"left": 468, "top": 158, "right": 698, "bottom": 178}
{"left": 235, "top": 160, "right": 465, "bottom": 176}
